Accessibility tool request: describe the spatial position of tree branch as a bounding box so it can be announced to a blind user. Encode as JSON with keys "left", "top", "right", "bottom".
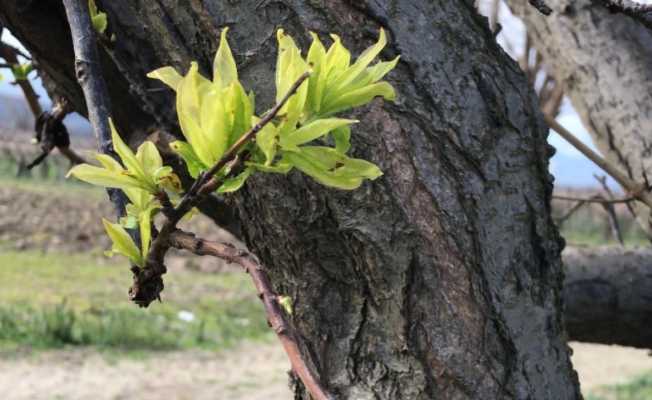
{"left": 169, "top": 230, "right": 333, "bottom": 400}
{"left": 553, "top": 194, "right": 636, "bottom": 205}
{"left": 61, "top": 0, "right": 128, "bottom": 217}
{"left": 563, "top": 246, "right": 652, "bottom": 348}
{"left": 598, "top": 0, "right": 652, "bottom": 30}
{"left": 0, "top": 41, "right": 41, "bottom": 116}
{"left": 545, "top": 115, "right": 652, "bottom": 210}
{"left": 27, "top": 98, "right": 88, "bottom": 169}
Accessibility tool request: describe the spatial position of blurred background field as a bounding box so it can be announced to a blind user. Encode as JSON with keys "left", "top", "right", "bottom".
{"left": 0, "top": 132, "right": 294, "bottom": 399}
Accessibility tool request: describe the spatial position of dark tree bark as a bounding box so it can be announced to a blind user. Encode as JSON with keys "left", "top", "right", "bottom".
{"left": 563, "top": 246, "right": 652, "bottom": 349}
{"left": 0, "top": 1, "right": 581, "bottom": 398}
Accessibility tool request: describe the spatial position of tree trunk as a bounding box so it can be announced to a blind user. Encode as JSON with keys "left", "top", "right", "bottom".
{"left": 0, "top": 1, "right": 581, "bottom": 398}
{"left": 563, "top": 246, "right": 652, "bottom": 349}
{"left": 504, "top": 0, "right": 652, "bottom": 233}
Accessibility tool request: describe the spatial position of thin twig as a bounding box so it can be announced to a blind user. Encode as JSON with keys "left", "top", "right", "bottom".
{"left": 552, "top": 194, "right": 636, "bottom": 205}
{"left": 169, "top": 230, "right": 333, "bottom": 400}
{"left": 544, "top": 115, "right": 652, "bottom": 210}
{"left": 62, "top": 0, "right": 128, "bottom": 217}
{"left": 540, "top": 78, "right": 564, "bottom": 118}
{"left": 555, "top": 199, "right": 587, "bottom": 227}
{"left": 594, "top": 174, "right": 625, "bottom": 245}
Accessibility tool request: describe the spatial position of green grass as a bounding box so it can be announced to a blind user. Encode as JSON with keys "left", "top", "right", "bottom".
{"left": 0, "top": 174, "right": 103, "bottom": 198}
{"left": 586, "top": 371, "right": 652, "bottom": 400}
{"left": 556, "top": 203, "right": 649, "bottom": 247}
{"left": 0, "top": 250, "right": 272, "bottom": 354}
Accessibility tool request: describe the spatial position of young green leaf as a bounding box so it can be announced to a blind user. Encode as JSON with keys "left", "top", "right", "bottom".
{"left": 306, "top": 32, "right": 327, "bottom": 114}
{"left": 285, "top": 146, "right": 382, "bottom": 190}
{"left": 169, "top": 140, "right": 207, "bottom": 178}
{"left": 255, "top": 122, "right": 279, "bottom": 165}
{"left": 176, "top": 63, "right": 217, "bottom": 166}
{"left": 247, "top": 161, "right": 293, "bottom": 174}
{"left": 213, "top": 27, "right": 238, "bottom": 89}
{"left": 103, "top": 218, "right": 143, "bottom": 267}
{"left": 280, "top": 118, "right": 357, "bottom": 150}
{"left": 278, "top": 295, "right": 293, "bottom": 315}
{"left": 331, "top": 125, "right": 351, "bottom": 154}
{"left": 331, "top": 29, "right": 387, "bottom": 94}
{"left": 10, "top": 63, "right": 33, "bottom": 81}
{"left": 217, "top": 168, "right": 253, "bottom": 193}
{"left": 139, "top": 207, "right": 154, "bottom": 258}
{"left": 109, "top": 119, "right": 149, "bottom": 185}
{"left": 88, "top": 0, "right": 108, "bottom": 34}
{"left": 147, "top": 66, "right": 183, "bottom": 91}
{"left": 225, "top": 81, "right": 252, "bottom": 146}
{"left": 135, "top": 141, "right": 163, "bottom": 175}
{"left": 200, "top": 87, "right": 230, "bottom": 162}
{"left": 322, "top": 81, "right": 396, "bottom": 115}
{"left": 358, "top": 56, "right": 400, "bottom": 88}
{"left": 95, "top": 153, "right": 124, "bottom": 172}
{"left": 123, "top": 187, "right": 154, "bottom": 211}
{"left": 66, "top": 164, "right": 144, "bottom": 191}
{"left": 275, "top": 29, "right": 309, "bottom": 128}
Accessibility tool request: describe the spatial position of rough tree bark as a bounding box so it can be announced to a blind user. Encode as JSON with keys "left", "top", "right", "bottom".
{"left": 0, "top": 1, "right": 582, "bottom": 398}
{"left": 563, "top": 246, "right": 652, "bottom": 349}
{"left": 505, "top": 0, "right": 652, "bottom": 232}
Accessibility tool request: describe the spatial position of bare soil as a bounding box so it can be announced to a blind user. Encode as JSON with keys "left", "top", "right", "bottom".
{"left": 0, "top": 343, "right": 292, "bottom": 400}
{"left": 0, "top": 342, "right": 650, "bottom": 399}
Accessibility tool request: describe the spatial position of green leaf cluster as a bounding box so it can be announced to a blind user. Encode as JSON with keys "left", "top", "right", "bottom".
{"left": 67, "top": 122, "right": 178, "bottom": 267}
{"left": 88, "top": 0, "right": 108, "bottom": 35}
{"left": 149, "top": 27, "right": 398, "bottom": 191}
{"left": 10, "top": 62, "right": 33, "bottom": 81}
{"left": 68, "top": 27, "right": 398, "bottom": 267}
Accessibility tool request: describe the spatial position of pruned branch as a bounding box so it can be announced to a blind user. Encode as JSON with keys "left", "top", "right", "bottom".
{"left": 598, "top": 0, "right": 652, "bottom": 30}
{"left": 62, "top": 0, "right": 128, "bottom": 217}
{"left": 27, "top": 98, "right": 87, "bottom": 169}
{"left": 169, "top": 230, "right": 333, "bottom": 400}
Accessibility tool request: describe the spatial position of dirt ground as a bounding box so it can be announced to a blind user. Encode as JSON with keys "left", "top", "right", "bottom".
{"left": 571, "top": 342, "right": 652, "bottom": 391}
{"left": 0, "top": 342, "right": 292, "bottom": 400}
{"left": 0, "top": 342, "right": 650, "bottom": 399}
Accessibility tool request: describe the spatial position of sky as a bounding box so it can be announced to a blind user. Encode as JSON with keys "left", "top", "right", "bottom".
{"left": 0, "top": 7, "right": 624, "bottom": 188}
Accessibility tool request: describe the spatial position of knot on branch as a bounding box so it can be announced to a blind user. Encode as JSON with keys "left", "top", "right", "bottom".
{"left": 129, "top": 263, "right": 166, "bottom": 308}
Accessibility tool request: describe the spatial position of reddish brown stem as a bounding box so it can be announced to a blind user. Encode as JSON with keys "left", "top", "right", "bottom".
{"left": 169, "top": 230, "right": 333, "bottom": 400}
